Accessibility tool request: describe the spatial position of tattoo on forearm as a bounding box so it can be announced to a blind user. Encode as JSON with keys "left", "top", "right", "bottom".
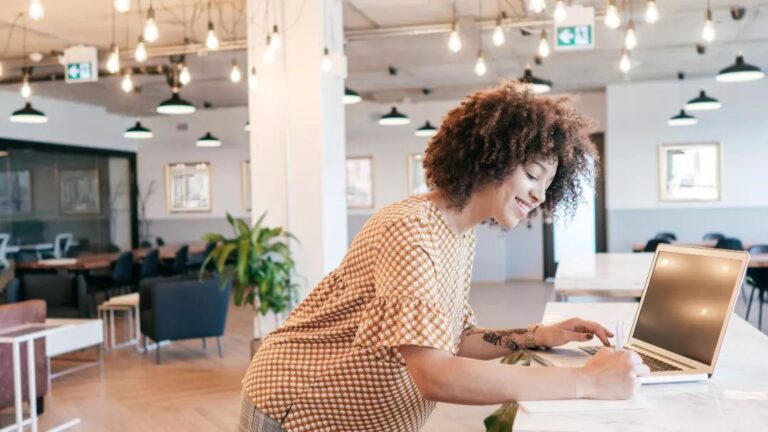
{"left": 463, "top": 327, "right": 528, "bottom": 352}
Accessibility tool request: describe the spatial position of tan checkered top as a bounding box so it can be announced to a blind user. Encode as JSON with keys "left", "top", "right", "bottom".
{"left": 242, "top": 195, "right": 476, "bottom": 432}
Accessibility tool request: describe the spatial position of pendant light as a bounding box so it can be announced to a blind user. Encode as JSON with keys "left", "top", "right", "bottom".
{"left": 269, "top": 25, "right": 282, "bottom": 51}
{"left": 321, "top": 47, "right": 333, "bottom": 72}
{"left": 378, "top": 106, "right": 410, "bottom": 126}
{"left": 124, "top": 121, "right": 153, "bottom": 139}
{"left": 157, "top": 89, "right": 196, "bottom": 115}
{"left": 554, "top": 0, "right": 567, "bottom": 23}
{"left": 519, "top": 67, "right": 552, "bottom": 94}
{"left": 134, "top": 36, "right": 148, "bottom": 62}
{"left": 205, "top": 2, "right": 219, "bottom": 50}
{"left": 29, "top": 0, "right": 45, "bottom": 21}
{"left": 538, "top": 29, "right": 550, "bottom": 58}
{"left": 619, "top": 49, "right": 631, "bottom": 74}
{"left": 115, "top": 0, "right": 130, "bottom": 13}
{"left": 475, "top": 52, "right": 487, "bottom": 76}
{"left": 144, "top": 2, "right": 159, "bottom": 43}
{"left": 248, "top": 68, "right": 259, "bottom": 90}
{"left": 528, "top": 0, "right": 545, "bottom": 14}
{"left": 263, "top": 33, "right": 276, "bottom": 64}
{"left": 415, "top": 121, "right": 437, "bottom": 137}
{"left": 196, "top": 132, "right": 222, "bottom": 147}
{"left": 230, "top": 59, "right": 242, "bottom": 82}
{"left": 716, "top": 54, "right": 765, "bottom": 82}
{"left": 244, "top": 121, "right": 249, "bottom": 131}
{"left": 107, "top": 45, "right": 121, "bottom": 74}
{"left": 605, "top": 0, "right": 621, "bottom": 29}
{"left": 10, "top": 102, "right": 47, "bottom": 123}
{"left": 121, "top": 72, "right": 134, "bottom": 93}
{"left": 668, "top": 109, "right": 697, "bottom": 126}
{"left": 492, "top": 14, "right": 505, "bottom": 47}
{"left": 685, "top": 90, "right": 721, "bottom": 111}
{"left": 701, "top": 2, "right": 715, "bottom": 43}
{"left": 448, "top": 0, "right": 461, "bottom": 53}
{"left": 645, "top": 0, "right": 659, "bottom": 24}
{"left": 20, "top": 74, "right": 31, "bottom": 99}
{"left": 344, "top": 87, "right": 362, "bottom": 105}
{"left": 624, "top": 21, "right": 637, "bottom": 50}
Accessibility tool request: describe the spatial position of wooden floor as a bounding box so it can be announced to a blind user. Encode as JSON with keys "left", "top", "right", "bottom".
{"left": 1, "top": 281, "right": 765, "bottom": 431}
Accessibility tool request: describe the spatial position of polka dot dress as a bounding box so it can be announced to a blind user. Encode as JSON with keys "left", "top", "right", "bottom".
{"left": 242, "top": 195, "right": 476, "bottom": 431}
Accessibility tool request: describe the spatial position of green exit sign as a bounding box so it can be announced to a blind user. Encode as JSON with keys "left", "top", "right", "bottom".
{"left": 65, "top": 62, "right": 95, "bottom": 82}
{"left": 556, "top": 25, "right": 593, "bottom": 50}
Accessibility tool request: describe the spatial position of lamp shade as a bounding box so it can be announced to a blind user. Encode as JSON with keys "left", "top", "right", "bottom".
{"left": 344, "top": 87, "right": 362, "bottom": 105}
{"left": 378, "top": 106, "right": 410, "bottom": 126}
{"left": 668, "top": 109, "right": 697, "bottom": 126}
{"left": 684, "top": 90, "right": 721, "bottom": 111}
{"left": 9, "top": 102, "right": 47, "bottom": 123}
{"left": 519, "top": 68, "right": 552, "bottom": 94}
{"left": 196, "top": 132, "right": 221, "bottom": 147}
{"left": 716, "top": 54, "right": 764, "bottom": 82}
{"left": 415, "top": 121, "right": 437, "bottom": 137}
{"left": 244, "top": 121, "right": 250, "bottom": 131}
{"left": 157, "top": 92, "right": 196, "bottom": 115}
{"left": 124, "top": 121, "right": 153, "bottom": 139}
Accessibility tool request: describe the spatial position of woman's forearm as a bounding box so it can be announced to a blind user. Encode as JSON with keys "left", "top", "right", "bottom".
{"left": 457, "top": 326, "right": 531, "bottom": 360}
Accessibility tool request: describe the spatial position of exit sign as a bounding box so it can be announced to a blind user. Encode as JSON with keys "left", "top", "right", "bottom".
{"left": 554, "top": 5, "right": 595, "bottom": 51}
{"left": 66, "top": 62, "right": 95, "bottom": 82}
{"left": 63, "top": 45, "right": 99, "bottom": 83}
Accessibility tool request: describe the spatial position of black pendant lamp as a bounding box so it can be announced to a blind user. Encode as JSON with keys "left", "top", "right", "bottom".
{"left": 667, "top": 109, "right": 697, "bottom": 126}
{"left": 684, "top": 90, "right": 721, "bottom": 111}
{"left": 716, "top": 54, "right": 765, "bottom": 82}
{"left": 415, "top": 121, "right": 437, "bottom": 137}
{"left": 344, "top": 87, "right": 362, "bottom": 105}
{"left": 157, "top": 90, "right": 196, "bottom": 115}
{"left": 9, "top": 102, "right": 48, "bottom": 123}
{"left": 519, "top": 67, "right": 552, "bottom": 94}
{"left": 378, "top": 106, "right": 410, "bottom": 126}
{"left": 124, "top": 121, "right": 153, "bottom": 139}
{"left": 196, "top": 132, "right": 222, "bottom": 147}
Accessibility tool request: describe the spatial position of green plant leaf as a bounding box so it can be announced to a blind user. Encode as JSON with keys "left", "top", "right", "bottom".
{"left": 201, "top": 233, "right": 226, "bottom": 243}
{"left": 216, "top": 243, "right": 237, "bottom": 272}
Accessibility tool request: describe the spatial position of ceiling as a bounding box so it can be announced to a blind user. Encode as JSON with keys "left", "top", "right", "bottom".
{"left": 0, "top": 0, "right": 767, "bottom": 116}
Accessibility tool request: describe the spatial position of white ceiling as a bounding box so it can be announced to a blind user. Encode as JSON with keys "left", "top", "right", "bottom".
{"left": 0, "top": 0, "right": 767, "bottom": 115}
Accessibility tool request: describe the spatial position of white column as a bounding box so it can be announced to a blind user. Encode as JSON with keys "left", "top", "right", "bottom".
{"left": 247, "top": 0, "right": 348, "bottom": 300}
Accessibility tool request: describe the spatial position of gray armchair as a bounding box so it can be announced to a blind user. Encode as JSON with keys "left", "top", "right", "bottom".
{"left": 8, "top": 274, "right": 90, "bottom": 319}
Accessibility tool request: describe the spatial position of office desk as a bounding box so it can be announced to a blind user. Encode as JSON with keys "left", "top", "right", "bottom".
{"left": 631, "top": 240, "right": 756, "bottom": 252}
{"left": 513, "top": 302, "right": 768, "bottom": 432}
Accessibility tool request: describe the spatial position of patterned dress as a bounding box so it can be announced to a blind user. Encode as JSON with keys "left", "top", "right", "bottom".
{"left": 242, "top": 195, "right": 477, "bottom": 431}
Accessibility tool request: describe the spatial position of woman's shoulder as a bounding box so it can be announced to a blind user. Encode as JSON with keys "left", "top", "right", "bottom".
{"left": 369, "top": 195, "right": 438, "bottom": 234}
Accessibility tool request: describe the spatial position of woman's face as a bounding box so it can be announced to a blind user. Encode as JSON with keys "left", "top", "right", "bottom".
{"left": 486, "top": 158, "right": 558, "bottom": 230}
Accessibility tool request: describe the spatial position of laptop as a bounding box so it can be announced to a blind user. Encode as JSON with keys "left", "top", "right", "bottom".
{"left": 531, "top": 244, "right": 750, "bottom": 384}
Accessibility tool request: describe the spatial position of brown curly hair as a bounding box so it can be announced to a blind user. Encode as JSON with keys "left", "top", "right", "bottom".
{"left": 423, "top": 80, "right": 598, "bottom": 218}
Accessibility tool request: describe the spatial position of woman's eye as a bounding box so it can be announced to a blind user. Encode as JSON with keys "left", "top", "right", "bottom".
{"left": 526, "top": 173, "right": 537, "bottom": 181}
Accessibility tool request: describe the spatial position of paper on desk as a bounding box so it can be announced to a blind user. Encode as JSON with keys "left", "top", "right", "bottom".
{"left": 518, "top": 396, "right": 649, "bottom": 413}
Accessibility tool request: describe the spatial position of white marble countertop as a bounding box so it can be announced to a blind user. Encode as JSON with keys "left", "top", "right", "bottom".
{"left": 554, "top": 253, "right": 654, "bottom": 298}
{"left": 513, "top": 302, "right": 768, "bottom": 432}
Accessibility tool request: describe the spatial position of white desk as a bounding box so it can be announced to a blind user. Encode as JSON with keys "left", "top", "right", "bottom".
{"left": 554, "top": 253, "right": 653, "bottom": 300}
{"left": 513, "top": 302, "right": 768, "bottom": 432}
{"left": 45, "top": 318, "right": 103, "bottom": 384}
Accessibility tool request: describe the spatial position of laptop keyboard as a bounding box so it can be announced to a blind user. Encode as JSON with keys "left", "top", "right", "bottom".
{"left": 579, "top": 346, "right": 683, "bottom": 372}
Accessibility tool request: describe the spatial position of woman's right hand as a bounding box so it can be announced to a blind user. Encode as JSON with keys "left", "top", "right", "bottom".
{"left": 579, "top": 349, "right": 651, "bottom": 399}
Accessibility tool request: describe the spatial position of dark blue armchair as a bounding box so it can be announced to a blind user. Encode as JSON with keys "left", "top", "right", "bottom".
{"left": 139, "top": 276, "right": 231, "bottom": 364}
{"left": 8, "top": 274, "right": 90, "bottom": 318}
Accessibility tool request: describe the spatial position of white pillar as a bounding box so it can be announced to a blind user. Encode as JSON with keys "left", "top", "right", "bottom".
{"left": 247, "top": 0, "right": 348, "bottom": 301}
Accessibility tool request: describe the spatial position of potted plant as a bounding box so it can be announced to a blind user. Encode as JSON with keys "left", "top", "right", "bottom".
{"left": 200, "top": 213, "right": 299, "bottom": 340}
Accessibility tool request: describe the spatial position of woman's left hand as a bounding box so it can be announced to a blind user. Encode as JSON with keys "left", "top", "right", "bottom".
{"left": 534, "top": 317, "right": 614, "bottom": 348}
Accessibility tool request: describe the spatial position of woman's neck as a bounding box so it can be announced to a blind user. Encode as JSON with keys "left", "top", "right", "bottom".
{"left": 425, "top": 190, "right": 490, "bottom": 235}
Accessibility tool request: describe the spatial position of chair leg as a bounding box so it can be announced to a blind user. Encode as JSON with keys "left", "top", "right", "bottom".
{"left": 746, "top": 285, "right": 757, "bottom": 320}
{"left": 142, "top": 335, "right": 147, "bottom": 355}
{"left": 216, "top": 336, "right": 223, "bottom": 358}
{"left": 156, "top": 343, "right": 161, "bottom": 364}
{"left": 759, "top": 291, "right": 765, "bottom": 330}
{"left": 202, "top": 338, "right": 207, "bottom": 350}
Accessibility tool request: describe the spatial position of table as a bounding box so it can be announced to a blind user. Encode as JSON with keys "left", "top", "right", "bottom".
{"left": 98, "top": 293, "right": 139, "bottom": 351}
{"left": 512, "top": 302, "right": 768, "bottom": 432}
{"left": 631, "top": 240, "right": 756, "bottom": 252}
{"left": 45, "top": 318, "right": 103, "bottom": 384}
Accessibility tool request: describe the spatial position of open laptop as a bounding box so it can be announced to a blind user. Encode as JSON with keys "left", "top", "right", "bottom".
{"left": 531, "top": 244, "right": 750, "bottom": 384}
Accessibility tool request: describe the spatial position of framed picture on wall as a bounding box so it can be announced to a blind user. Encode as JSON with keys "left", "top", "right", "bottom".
{"left": 0, "top": 170, "right": 33, "bottom": 216}
{"left": 658, "top": 142, "right": 721, "bottom": 202}
{"left": 58, "top": 168, "right": 101, "bottom": 215}
{"left": 346, "top": 156, "right": 374, "bottom": 209}
{"left": 242, "top": 160, "right": 251, "bottom": 211}
{"left": 407, "top": 153, "right": 429, "bottom": 195}
{"left": 165, "top": 162, "right": 212, "bottom": 213}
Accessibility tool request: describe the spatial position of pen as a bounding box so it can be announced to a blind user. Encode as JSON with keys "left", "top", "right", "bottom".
{"left": 615, "top": 320, "right": 624, "bottom": 350}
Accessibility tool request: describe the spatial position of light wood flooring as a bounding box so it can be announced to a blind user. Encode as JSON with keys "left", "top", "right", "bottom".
{"left": 1, "top": 281, "right": 765, "bottom": 431}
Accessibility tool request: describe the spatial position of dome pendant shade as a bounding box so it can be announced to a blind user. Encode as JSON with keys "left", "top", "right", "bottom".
{"left": 157, "top": 92, "right": 196, "bottom": 115}
{"left": 685, "top": 90, "right": 721, "bottom": 111}
{"left": 668, "top": 109, "right": 698, "bottom": 126}
{"left": 10, "top": 102, "right": 48, "bottom": 123}
{"left": 344, "top": 87, "right": 362, "bottom": 105}
{"left": 519, "top": 68, "right": 552, "bottom": 94}
{"left": 378, "top": 106, "right": 410, "bottom": 126}
{"left": 415, "top": 121, "right": 437, "bottom": 137}
{"left": 716, "top": 54, "right": 765, "bottom": 82}
{"left": 196, "top": 132, "right": 222, "bottom": 147}
{"left": 124, "top": 121, "right": 153, "bottom": 139}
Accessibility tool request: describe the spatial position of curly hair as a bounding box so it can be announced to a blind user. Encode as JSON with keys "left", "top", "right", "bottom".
{"left": 423, "top": 80, "right": 598, "bottom": 219}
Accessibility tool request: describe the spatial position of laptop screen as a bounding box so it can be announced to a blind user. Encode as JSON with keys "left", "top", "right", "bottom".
{"left": 633, "top": 250, "right": 743, "bottom": 366}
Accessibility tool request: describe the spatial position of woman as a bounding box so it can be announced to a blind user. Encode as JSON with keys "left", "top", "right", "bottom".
{"left": 239, "top": 81, "right": 650, "bottom": 432}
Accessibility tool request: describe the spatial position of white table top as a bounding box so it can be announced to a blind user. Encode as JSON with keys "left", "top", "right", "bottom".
{"left": 101, "top": 292, "right": 139, "bottom": 307}
{"left": 554, "top": 253, "right": 654, "bottom": 297}
{"left": 513, "top": 302, "right": 768, "bottom": 432}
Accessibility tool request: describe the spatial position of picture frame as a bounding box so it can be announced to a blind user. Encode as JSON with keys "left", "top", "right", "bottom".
{"left": 658, "top": 142, "right": 721, "bottom": 202}
{"left": 407, "top": 153, "right": 429, "bottom": 196}
{"left": 0, "top": 170, "right": 33, "bottom": 216}
{"left": 58, "top": 168, "right": 101, "bottom": 215}
{"left": 242, "top": 160, "right": 251, "bottom": 212}
{"left": 346, "top": 156, "right": 374, "bottom": 209}
{"left": 165, "top": 162, "right": 212, "bottom": 213}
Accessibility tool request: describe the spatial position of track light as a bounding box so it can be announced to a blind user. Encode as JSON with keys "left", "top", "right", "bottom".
{"left": 645, "top": 0, "right": 659, "bottom": 24}
{"left": 619, "top": 49, "right": 631, "bottom": 73}
{"left": 528, "top": 0, "right": 546, "bottom": 14}
{"left": 493, "top": 17, "right": 505, "bottom": 46}
{"left": 554, "top": 1, "right": 567, "bottom": 23}
{"left": 605, "top": 0, "right": 621, "bottom": 29}
{"left": 702, "top": 8, "right": 715, "bottom": 43}
{"left": 106, "top": 44, "right": 120, "bottom": 74}
{"left": 29, "top": 0, "right": 45, "bottom": 21}
{"left": 248, "top": 67, "right": 259, "bottom": 90}
{"left": 475, "top": 52, "right": 487, "bottom": 76}
{"left": 144, "top": 5, "right": 159, "bottom": 43}
{"left": 115, "top": 0, "right": 130, "bottom": 13}
{"left": 321, "top": 47, "right": 333, "bottom": 72}
{"left": 10, "top": 102, "right": 47, "bottom": 123}
{"left": 538, "top": 30, "right": 550, "bottom": 58}
{"left": 134, "top": 37, "right": 147, "bottom": 62}
{"left": 448, "top": 24, "right": 462, "bottom": 53}
{"left": 179, "top": 64, "right": 191, "bottom": 85}
{"left": 121, "top": 72, "right": 134, "bottom": 93}
{"left": 230, "top": 60, "right": 241, "bottom": 83}
{"left": 625, "top": 21, "right": 637, "bottom": 50}
{"left": 206, "top": 22, "right": 219, "bottom": 50}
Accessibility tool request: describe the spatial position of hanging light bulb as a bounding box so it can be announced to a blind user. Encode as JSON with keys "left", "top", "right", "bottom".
{"left": 0, "top": 61, "right": 4, "bottom": 77}
{"left": 106, "top": 44, "right": 121, "bottom": 74}
{"left": 645, "top": 0, "right": 659, "bottom": 24}
{"left": 321, "top": 47, "right": 333, "bottom": 72}
{"left": 625, "top": 21, "right": 637, "bottom": 50}
{"left": 448, "top": 24, "right": 462, "bottom": 53}
{"left": 115, "top": 0, "right": 130, "bottom": 13}
{"left": 263, "top": 34, "right": 275, "bottom": 64}
{"left": 179, "top": 64, "right": 191, "bottom": 85}
{"left": 29, "top": 0, "right": 45, "bottom": 21}
{"left": 206, "top": 21, "right": 219, "bottom": 50}
{"left": 134, "top": 36, "right": 147, "bottom": 62}
{"left": 248, "top": 67, "right": 259, "bottom": 90}
{"left": 270, "top": 25, "right": 282, "bottom": 51}
{"left": 538, "top": 30, "right": 550, "bottom": 58}
{"left": 20, "top": 75, "right": 31, "bottom": 99}
{"left": 492, "top": 17, "right": 505, "bottom": 47}
{"left": 144, "top": 5, "right": 159, "bottom": 43}
{"left": 528, "top": 0, "right": 546, "bottom": 14}
{"left": 702, "top": 8, "right": 715, "bottom": 43}
{"left": 619, "top": 49, "right": 631, "bottom": 73}
{"left": 121, "top": 72, "right": 134, "bottom": 93}
{"left": 554, "top": 1, "right": 567, "bottom": 23}
{"left": 230, "top": 59, "right": 241, "bottom": 83}
{"left": 605, "top": 0, "right": 621, "bottom": 29}
{"left": 474, "top": 52, "right": 487, "bottom": 76}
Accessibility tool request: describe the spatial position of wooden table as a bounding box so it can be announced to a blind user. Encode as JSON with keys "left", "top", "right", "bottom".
{"left": 632, "top": 240, "right": 756, "bottom": 252}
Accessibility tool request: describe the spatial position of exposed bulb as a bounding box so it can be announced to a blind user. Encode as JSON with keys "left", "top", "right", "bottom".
{"left": 625, "top": 23, "right": 637, "bottom": 50}
{"left": 493, "top": 24, "right": 505, "bottom": 47}
{"left": 702, "top": 10, "right": 715, "bottom": 43}
{"left": 554, "top": 0, "right": 567, "bottom": 23}
{"left": 134, "top": 37, "right": 147, "bottom": 62}
{"left": 619, "top": 50, "right": 631, "bottom": 73}
{"left": 121, "top": 73, "right": 134, "bottom": 93}
{"left": 474, "top": 53, "right": 487, "bottom": 76}
{"left": 21, "top": 78, "right": 31, "bottom": 99}
{"left": 206, "top": 22, "right": 219, "bottom": 50}
{"left": 605, "top": 2, "right": 621, "bottom": 29}
{"left": 645, "top": 0, "right": 659, "bottom": 24}
{"left": 0, "top": 62, "right": 4, "bottom": 77}
{"left": 29, "top": 0, "right": 45, "bottom": 21}
{"left": 538, "top": 31, "right": 550, "bottom": 58}
{"left": 230, "top": 60, "right": 241, "bottom": 83}
{"left": 448, "top": 27, "right": 462, "bottom": 53}
{"left": 115, "top": 0, "right": 130, "bottom": 13}
{"left": 248, "top": 67, "right": 259, "bottom": 90}
{"left": 321, "top": 47, "right": 333, "bottom": 72}
{"left": 528, "top": 0, "right": 546, "bottom": 14}
{"left": 270, "top": 25, "right": 282, "bottom": 50}
{"left": 106, "top": 45, "right": 120, "bottom": 74}
{"left": 179, "top": 65, "right": 191, "bottom": 85}
{"left": 144, "top": 6, "right": 159, "bottom": 43}
{"left": 263, "top": 47, "right": 275, "bottom": 64}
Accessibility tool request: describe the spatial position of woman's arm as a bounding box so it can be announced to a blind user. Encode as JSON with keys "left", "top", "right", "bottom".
{"left": 400, "top": 344, "right": 648, "bottom": 404}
